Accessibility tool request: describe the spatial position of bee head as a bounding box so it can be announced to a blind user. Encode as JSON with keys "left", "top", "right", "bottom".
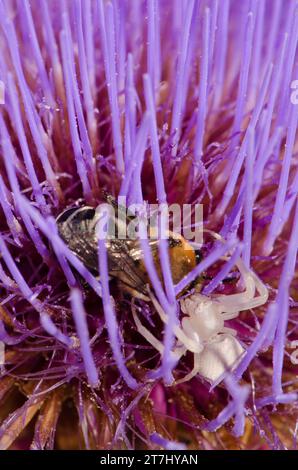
{"left": 195, "top": 249, "right": 203, "bottom": 265}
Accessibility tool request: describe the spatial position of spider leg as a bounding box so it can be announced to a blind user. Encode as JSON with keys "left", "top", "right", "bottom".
{"left": 236, "top": 257, "right": 268, "bottom": 305}
{"left": 220, "top": 310, "right": 240, "bottom": 320}
{"left": 131, "top": 301, "right": 186, "bottom": 359}
{"left": 132, "top": 303, "right": 164, "bottom": 354}
{"left": 248, "top": 270, "right": 269, "bottom": 308}
{"left": 202, "top": 231, "right": 268, "bottom": 312}
{"left": 214, "top": 258, "right": 268, "bottom": 312}
{"left": 174, "top": 352, "right": 201, "bottom": 384}
{"left": 221, "top": 326, "right": 237, "bottom": 336}
{"left": 149, "top": 292, "right": 202, "bottom": 353}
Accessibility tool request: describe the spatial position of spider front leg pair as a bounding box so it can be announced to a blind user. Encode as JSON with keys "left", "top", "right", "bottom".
{"left": 132, "top": 256, "right": 269, "bottom": 385}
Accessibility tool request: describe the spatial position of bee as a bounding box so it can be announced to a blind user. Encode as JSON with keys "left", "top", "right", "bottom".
{"left": 56, "top": 195, "right": 202, "bottom": 300}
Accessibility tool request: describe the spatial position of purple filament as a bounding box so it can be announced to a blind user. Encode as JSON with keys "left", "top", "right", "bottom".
{"left": 70, "top": 288, "right": 99, "bottom": 387}
{"left": 0, "top": 233, "right": 73, "bottom": 348}
{"left": 97, "top": 237, "right": 138, "bottom": 389}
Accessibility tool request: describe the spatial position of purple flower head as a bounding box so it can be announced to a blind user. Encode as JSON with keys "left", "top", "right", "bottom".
{"left": 0, "top": 0, "right": 297, "bottom": 450}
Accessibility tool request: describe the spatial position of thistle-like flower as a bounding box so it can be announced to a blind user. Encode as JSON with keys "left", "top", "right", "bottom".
{"left": 0, "top": 0, "right": 297, "bottom": 451}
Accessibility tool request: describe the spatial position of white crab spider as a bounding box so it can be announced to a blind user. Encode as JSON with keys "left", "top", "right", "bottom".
{"left": 132, "top": 254, "right": 268, "bottom": 385}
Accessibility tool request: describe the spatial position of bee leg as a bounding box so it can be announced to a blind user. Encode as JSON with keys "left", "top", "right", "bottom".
{"left": 118, "top": 282, "right": 150, "bottom": 302}
{"left": 222, "top": 274, "right": 239, "bottom": 284}
{"left": 202, "top": 273, "right": 239, "bottom": 285}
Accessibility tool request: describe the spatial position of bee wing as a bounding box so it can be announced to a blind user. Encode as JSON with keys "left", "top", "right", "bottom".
{"left": 56, "top": 205, "right": 150, "bottom": 296}
{"left": 99, "top": 195, "right": 154, "bottom": 294}
{"left": 106, "top": 238, "right": 149, "bottom": 296}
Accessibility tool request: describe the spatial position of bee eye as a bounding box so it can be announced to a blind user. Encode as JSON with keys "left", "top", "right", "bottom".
{"left": 72, "top": 208, "right": 96, "bottom": 223}
{"left": 56, "top": 207, "right": 78, "bottom": 224}
{"left": 195, "top": 249, "right": 203, "bottom": 264}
